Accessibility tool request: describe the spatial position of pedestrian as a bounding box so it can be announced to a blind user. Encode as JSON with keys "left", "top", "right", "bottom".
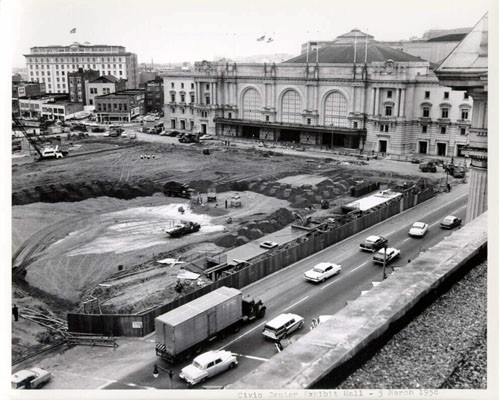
{"left": 447, "top": 183, "right": 451, "bottom": 192}
{"left": 12, "top": 304, "right": 18, "bottom": 322}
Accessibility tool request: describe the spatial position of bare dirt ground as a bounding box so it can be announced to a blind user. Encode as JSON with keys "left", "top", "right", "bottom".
{"left": 12, "top": 135, "right": 454, "bottom": 361}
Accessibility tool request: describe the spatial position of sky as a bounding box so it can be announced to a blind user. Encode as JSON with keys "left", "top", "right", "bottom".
{"left": 5, "top": 0, "right": 490, "bottom": 68}
{"left": 4, "top": 0, "right": 493, "bottom": 214}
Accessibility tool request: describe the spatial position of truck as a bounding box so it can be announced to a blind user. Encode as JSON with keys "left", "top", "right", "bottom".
{"left": 165, "top": 221, "right": 201, "bottom": 238}
{"left": 155, "top": 286, "right": 266, "bottom": 364}
{"left": 163, "top": 181, "right": 194, "bottom": 199}
{"left": 178, "top": 133, "right": 199, "bottom": 143}
{"left": 419, "top": 161, "right": 437, "bottom": 173}
{"left": 445, "top": 164, "right": 466, "bottom": 178}
{"left": 11, "top": 367, "right": 52, "bottom": 389}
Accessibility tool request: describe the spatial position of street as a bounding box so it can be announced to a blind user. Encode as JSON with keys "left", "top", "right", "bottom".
{"left": 102, "top": 184, "right": 468, "bottom": 389}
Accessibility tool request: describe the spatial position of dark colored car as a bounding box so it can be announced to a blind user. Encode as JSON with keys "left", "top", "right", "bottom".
{"left": 440, "top": 215, "right": 462, "bottom": 229}
{"left": 360, "top": 235, "right": 388, "bottom": 252}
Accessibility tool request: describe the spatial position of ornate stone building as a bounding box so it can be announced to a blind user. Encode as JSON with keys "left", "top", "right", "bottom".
{"left": 163, "top": 29, "right": 472, "bottom": 157}
{"left": 435, "top": 13, "right": 488, "bottom": 221}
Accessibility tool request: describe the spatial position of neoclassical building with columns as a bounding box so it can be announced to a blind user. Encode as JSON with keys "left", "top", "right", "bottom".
{"left": 163, "top": 29, "right": 472, "bottom": 157}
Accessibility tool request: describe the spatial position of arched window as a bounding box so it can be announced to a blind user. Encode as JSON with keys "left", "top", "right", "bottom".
{"left": 281, "top": 90, "right": 302, "bottom": 123}
{"left": 324, "top": 92, "right": 348, "bottom": 127}
{"left": 242, "top": 88, "right": 261, "bottom": 120}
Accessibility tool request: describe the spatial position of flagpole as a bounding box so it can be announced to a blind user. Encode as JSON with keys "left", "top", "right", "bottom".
{"left": 306, "top": 42, "right": 309, "bottom": 64}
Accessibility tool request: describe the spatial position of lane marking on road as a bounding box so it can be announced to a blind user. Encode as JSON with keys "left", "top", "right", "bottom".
{"left": 244, "top": 192, "right": 468, "bottom": 293}
{"left": 218, "top": 320, "right": 268, "bottom": 351}
{"left": 282, "top": 296, "right": 309, "bottom": 312}
{"left": 233, "top": 353, "right": 269, "bottom": 362}
{"left": 403, "top": 238, "right": 411, "bottom": 242}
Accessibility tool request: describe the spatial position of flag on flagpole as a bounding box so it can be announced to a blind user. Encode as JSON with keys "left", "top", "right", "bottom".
{"left": 257, "top": 35, "right": 265, "bottom": 41}
{"left": 70, "top": 28, "right": 76, "bottom": 34}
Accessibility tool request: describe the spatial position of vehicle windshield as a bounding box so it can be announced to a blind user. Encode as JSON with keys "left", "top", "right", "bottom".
{"left": 413, "top": 222, "right": 425, "bottom": 228}
{"left": 365, "top": 236, "right": 378, "bottom": 243}
{"left": 443, "top": 217, "right": 454, "bottom": 223}
{"left": 192, "top": 361, "right": 204, "bottom": 369}
{"left": 313, "top": 266, "right": 326, "bottom": 273}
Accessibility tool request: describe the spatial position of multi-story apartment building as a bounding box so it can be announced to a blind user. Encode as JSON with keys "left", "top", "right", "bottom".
{"left": 24, "top": 42, "right": 138, "bottom": 93}
{"left": 67, "top": 68, "right": 100, "bottom": 104}
{"left": 144, "top": 77, "right": 164, "bottom": 113}
{"left": 163, "top": 29, "right": 472, "bottom": 158}
{"left": 162, "top": 76, "right": 196, "bottom": 132}
{"left": 94, "top": 89, "right": 145, "bottom": 123}
{"left": 86, "top": 75, "right": 127, "bottom": 107}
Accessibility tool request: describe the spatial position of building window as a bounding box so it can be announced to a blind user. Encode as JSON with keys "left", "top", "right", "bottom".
{"left": 171, "top": 107, "right": 175, "bottom": 113}
{"left": 205, "top": 95, "right": 210, "bottom": 105}
{"left": 464, "top": 93, "right": 469, "bottom": 100}
{"left": 171, "top": 119, "right": 176, "bottom": 129}
{"left": 385, "top": 105, "right": 392, "bottom": 116}
{"left": 380, "top": 124, "right": 389, "bottom": 132}
{"left": 171, "top": 82, "right": 174, "bottom": 88}
{"left": 265, "top": 115, "right": 270, "bottom": 122}
{"left": 422, "top": 106, "right": 430, "bottom": 118}
{"left": 440, "top": 126, "right": 446, "bottom": 134}
{"left": 387, "top": 90, "right": 392, "bottom": 99}
{"left": 424, "top": 91, "right": 430, "bottom": 99}
{"left": 228, "top": 112, "right": 232, "bottom": 119}
{"left": 242, "top": 88, "right": 262, "bottom": 120}
{"left": 460, "top": 127, "right": 466, "bottom": 135}
{"left": 324, "top": 91, "right": 348, "bottom": 127}
{"left": 180, "top": 94, "right": 185, "bottom": 103}
{"left": 205, "top": 84, "right": 209, "bottom": 90}
{"left": 281, "top": 90, "right": 302, "bottom": 124}
{"left": 422, "top": 125, "right": 427, "bottom": 133}
{"left": 190, "top": 94, "right": 195, "bottom": 103}
{"left": 307, "top": 118, "right": 311, "bottom": 125}
{"left": 181, "top": 108, "right": 185, "bottom": 114}
{"left": 171, "top": 93, "right": 176, "bottom": 102}
{"left": 353, "top": 121, "right": 358, "bottom": 128}
{"left": 444, "top": 91, "right": 449, "bottom": 99}
{"left": 181, "top": 83, "right": 184, "bottom": 89}
{"left": 191, "top": 83, "right": 194, "bottom": 89}
{"left": 441, "top": 108, "right": 449, "bottom": 119}
{"left": 461, "top": 109, "right": 469, "bottom": 120}
{"left": 181, "top": 120, "right": 186, "bottom": 130}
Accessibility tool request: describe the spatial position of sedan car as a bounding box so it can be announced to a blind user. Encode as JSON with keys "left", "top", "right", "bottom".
{"left": 304, "top": 262, "right": 341, "bottom": 283}
{"left": 199, "top": 134, "right": 215, "bottom": 140}
{"left": 373, "top": 247, "right": 400, "bottom": 265}
{"left": 11, "top": 367, "right": 52, "bottom": 389}
{"left": 179, "top": 350, "right": 237, "bottom": 386}
{"left": 408, "top": 222, "right": 428, "bottom": 237}
{"left": 260, "top": 241, "right": 278, "bottom": 249}
{"left": 262, "top": 313, "right": 304, "bottom": 341}
{"left": 359, "top": 235, "right": 388, "bottom": 252}
{"left": 440, "top": 215, "right": 462, "bottom": 229}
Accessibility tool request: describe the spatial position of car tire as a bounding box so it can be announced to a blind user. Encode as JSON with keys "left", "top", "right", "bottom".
{"left": 229, "top": 362, "right": 237, "bottom": 369}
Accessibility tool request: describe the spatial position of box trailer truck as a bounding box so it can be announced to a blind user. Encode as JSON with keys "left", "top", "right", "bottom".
{"left": 155, "top": 286, "right": 266, "bottom": 364}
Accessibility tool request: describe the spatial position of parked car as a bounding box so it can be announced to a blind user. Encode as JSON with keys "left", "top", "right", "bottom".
{"left": 262, "top": 313, "right": 304, "bottom": 341}
{"left": 440, "top": 215, "right": 462, "bottom": 229}
{"left": 304, "top": 262, "right": 341, "bottom": 283}
{"left": 179, "top": 350, "right": 237, "bottom": 386}
{"left": 260, "top": 241, "right": 279, "bottom": 249}
{"left": 11, "top": 367, "right": 52, "bottom": 389}
{"left": 408, "top": 222, "right": 429, "bottom": 237}
{"left": 359, "top": 235, "right": 388, "bottom": 252}
{"left": 373, "top": 247, "right": 400, "bottom": 265}
{"left": 128, "top": 132, "right": 137, "bottom": 139}
{"left": 167, "top": 130, "right": 180, "bottom": 137}
{"left": 159, "top": 130, "right": 168, "bottom": 136}
{"left": 199, "top": 134, "right": 215, "bottom": 140}
{"left": 91, "top": 127, "right": 106, "bottom": 133}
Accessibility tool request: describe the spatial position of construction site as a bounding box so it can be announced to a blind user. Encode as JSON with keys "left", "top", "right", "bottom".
{"left": 11, "top": 127, "right": 462, "bottom": 361}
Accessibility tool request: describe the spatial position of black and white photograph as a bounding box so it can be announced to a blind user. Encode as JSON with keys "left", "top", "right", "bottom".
{"left": 2, "top": 0, "right": 496, "bottom": 398}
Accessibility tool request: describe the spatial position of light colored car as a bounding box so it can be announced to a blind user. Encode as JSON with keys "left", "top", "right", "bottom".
{"left": 440, "top": 215, "right": 462, "bottom": 229}
{"left": 373, "top": 247, "right": 400, "bottom": 265}
{"left": 159, "top": 130, "right": 168, "bottom": 136}
{"left": 409, "top": 222, "right": 428, "bottom": 237}
{"left": 11, "top": 367, "right": 52, "bottom": 389}
{"left": 262, "top": 313, "right": 304, "bottom": 341}
{"left": 199, "top": 134, "right": 214, "bottom": 140}
{"left": 179, "top": 350, "right": 237, "bottom": 386}
{"left": 259, "top": 240, "right": 279, "bottom": 249}
{"left": 128, "top": 132, "right": 137, "bottom": 139}
{"left": 304, "top": 262, "right": 341, "bottom": 283}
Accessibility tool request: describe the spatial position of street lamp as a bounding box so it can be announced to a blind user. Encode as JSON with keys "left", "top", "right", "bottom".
{"left": 153, "top": 363, "right": 174, "bottom": 389}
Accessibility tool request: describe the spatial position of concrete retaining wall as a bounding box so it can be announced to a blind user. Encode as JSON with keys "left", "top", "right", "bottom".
{"left": 228, "top": 211, "right": 487, "bottom": 389}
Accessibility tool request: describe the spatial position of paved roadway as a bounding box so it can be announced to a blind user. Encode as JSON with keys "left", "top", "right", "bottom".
{"left": 101, "top": 184, "right": 468, "bottom": 390}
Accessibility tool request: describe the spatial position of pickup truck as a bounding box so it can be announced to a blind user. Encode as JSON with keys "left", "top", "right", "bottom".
{"left": 11, "top": 367, "right": 52, "bottom": 389}
{"left": 373, "top": 247, "right": 400, "bottom": 265}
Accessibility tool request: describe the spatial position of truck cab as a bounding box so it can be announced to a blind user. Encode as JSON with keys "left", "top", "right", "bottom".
{"left": 242, "top": 296, "right": 266, "bottom": 321}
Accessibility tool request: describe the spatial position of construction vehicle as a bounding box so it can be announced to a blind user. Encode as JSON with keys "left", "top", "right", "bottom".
{"left": 163, "top": 181, "right": 194, "bottom": 199}
{"left": 165, "top": 221, "right": 201, "bottom": 238}
{"left": 12, "top": 115, "right": 66, "bottom": 161}
{"left": 445, "top": 163, "right": 466, "bottom": 178}
{"left": 207, "top": 188, "right": 217, "bottom": 202}
{"left": 419, "top": 161, "right": 437, "bottom": 173}
{"left": 155, "top": 286, "right": 266, "bottom": 364}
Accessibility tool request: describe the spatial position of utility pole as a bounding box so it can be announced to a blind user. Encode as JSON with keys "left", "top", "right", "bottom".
{"left": 382, "top": 245, "right": 387, "bottom": 280}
